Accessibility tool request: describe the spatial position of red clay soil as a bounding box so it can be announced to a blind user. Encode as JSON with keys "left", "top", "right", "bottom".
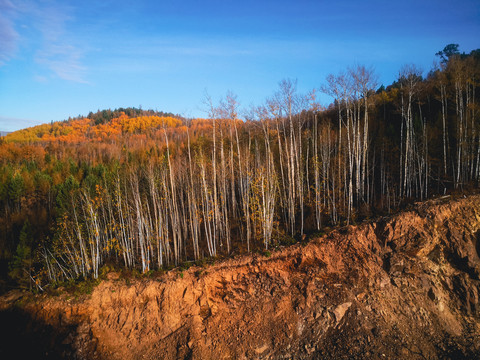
{"left": 1, "top": 195, "right": 480, "bottom": 359}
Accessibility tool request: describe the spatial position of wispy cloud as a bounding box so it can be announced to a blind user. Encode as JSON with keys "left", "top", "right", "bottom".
{"left": 104, "top": 36, "right": 255, "bottom": 59}
{"left": 88, "top": 36, "right": 257, "bottom": 75}
{"left": 0, "top": 0, "right": 18, "bottom": 65}
{"left": 2, "top": 0, "right": 88, "bottom": 83}
{"left": 33, "top": 74, "right": 48, "bottom": 83}
{"left": 0, "top": 116, "right": 42, "bottom": 132}
{"left": 31, "top": 2, "right": 88, "bottom": 83}
{"left": 36, "top": 42, "right": 88, "bottom": 83}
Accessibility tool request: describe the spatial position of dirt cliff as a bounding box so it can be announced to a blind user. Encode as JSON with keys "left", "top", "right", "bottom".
{"left": 1, "top": 195, "right": 480, "bottom": 359}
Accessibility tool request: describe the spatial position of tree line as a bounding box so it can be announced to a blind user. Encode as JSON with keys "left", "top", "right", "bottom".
{"left": 0, "top": 44, "right": 479, "bottom": 289}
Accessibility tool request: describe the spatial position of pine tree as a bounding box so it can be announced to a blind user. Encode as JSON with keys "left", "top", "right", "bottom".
{"left": 9, "top": 220, "right": 33, "bottom": 288}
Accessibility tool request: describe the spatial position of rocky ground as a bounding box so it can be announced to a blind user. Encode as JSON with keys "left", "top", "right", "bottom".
{"left": 1, "top": 195, "right": 479, "bottom": 359}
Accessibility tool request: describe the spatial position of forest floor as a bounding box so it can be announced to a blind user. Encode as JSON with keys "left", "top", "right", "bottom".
{"left": 1, "top": 195, "right": 480, "bottom": 359}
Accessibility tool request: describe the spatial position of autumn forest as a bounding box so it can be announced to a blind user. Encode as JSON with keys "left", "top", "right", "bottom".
{"left": 1, "top": 45, "right": 479, "bottom": 290}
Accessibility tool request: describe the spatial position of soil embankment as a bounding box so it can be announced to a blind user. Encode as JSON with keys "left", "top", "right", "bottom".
{"left": 1, "top": 195, "right": 480, "bottom": 359}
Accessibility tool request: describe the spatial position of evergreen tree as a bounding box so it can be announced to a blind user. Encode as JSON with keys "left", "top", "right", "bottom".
{"left": 8, "top": 220, "right": 33, "bottom": 288}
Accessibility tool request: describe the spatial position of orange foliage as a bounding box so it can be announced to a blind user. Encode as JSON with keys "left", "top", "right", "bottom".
{"left": 5, "top": 114, "right": 182, "bottom": 144}
{"left": 118, "top": 115, "right": 181, "bottom": 133}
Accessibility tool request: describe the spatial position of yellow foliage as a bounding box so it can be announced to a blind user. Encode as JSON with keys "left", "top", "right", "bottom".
{"left": 4, "top": 114, "right": 182, "bottom": 143}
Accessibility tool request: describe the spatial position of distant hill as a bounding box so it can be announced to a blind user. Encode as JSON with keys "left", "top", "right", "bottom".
{"left": 3, "top": 108, "right": 184, "bottom": 143}
{"left": 83, "top": 107, "right": 182, "bottom": 125}
{"left": 0, "top": 131, "right": 11, "bottom": 137}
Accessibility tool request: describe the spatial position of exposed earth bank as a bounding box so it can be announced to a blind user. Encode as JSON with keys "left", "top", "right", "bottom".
{"left": 1, "top": 195, "right": 480, "bottom": 359}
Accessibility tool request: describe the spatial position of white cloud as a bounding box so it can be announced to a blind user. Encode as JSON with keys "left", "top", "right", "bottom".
{"left": 33, "top": 74, "right": 48, "bottom": 82}
{"left": 0, "top": 116, "right": 43, "bottom": 132}
{"left": 31, "top": 2, "right": 88, "bottom": 83}
{"left": 36, "top": 42, "right": 88, "bottom": 83}
{"left": 2, "top": 0, "right": 88, "bottom": 83}
{"left": 0, "top": 0, "right": 18, "bottom": 64}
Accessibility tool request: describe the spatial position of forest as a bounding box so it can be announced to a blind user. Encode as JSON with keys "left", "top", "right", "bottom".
{"left": 0, "top": 44, "right": 479, "bottom": 290}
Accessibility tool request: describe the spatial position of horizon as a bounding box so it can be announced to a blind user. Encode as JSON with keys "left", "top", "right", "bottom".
{"left": 1, "top": 0, "right": 479, "bottom": 132}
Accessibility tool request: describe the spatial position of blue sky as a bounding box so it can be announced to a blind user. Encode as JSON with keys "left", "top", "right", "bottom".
{"left": 0, "top": 0, "right": 479, "bottom": 132}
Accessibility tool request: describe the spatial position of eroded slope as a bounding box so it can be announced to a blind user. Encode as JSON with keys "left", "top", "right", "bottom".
{"left": 1, "top": 195, "right": 480, "bottom": 359}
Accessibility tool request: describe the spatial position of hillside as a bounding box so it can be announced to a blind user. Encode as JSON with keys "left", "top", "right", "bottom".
{"left": 1, "top": 1, "right": 479, "bottom": 357}
{"left": 3, "top": 112, "right": 182, "bottom": 143}
{"left": 1, "top": 194, "right": 479, "bottom": 359}
{"left": 0, "top": 47, "right": 479, "bottom": 297}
